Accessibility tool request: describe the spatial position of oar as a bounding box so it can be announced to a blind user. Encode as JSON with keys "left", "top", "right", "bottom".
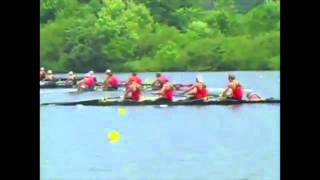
{"left": 101, "top": 96, "right": 124, "bottom": 101}
{"left": 55, "top": 80, "right": 66, "bottom": 85}
{"left": 95, "top": 81, "right": 129, "bottom": 87}
{"left": 175, "top": 92, "right": 188, "bottom": 98}
{"left": 105, "top": 96, "right": 123, "bottom": 99}
{"left": 150, "top": 91, "right": 191, "bottom": 99}
{"left": 150, "top": 91, "right": 158, "bottom": 94}
{"left": 96, "top": 82, "right": 104, "bottom": 86}
{"left": 174, "top": 92, "right": 220, "bottom": 99}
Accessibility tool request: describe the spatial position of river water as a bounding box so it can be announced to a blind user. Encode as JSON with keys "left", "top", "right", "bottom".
{"left": 40, "top": 71, "right": 280, "bottom": 180}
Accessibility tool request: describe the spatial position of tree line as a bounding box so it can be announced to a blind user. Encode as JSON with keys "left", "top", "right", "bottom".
{"left": 40, "top": 0, "right": 280, "bottom": 72}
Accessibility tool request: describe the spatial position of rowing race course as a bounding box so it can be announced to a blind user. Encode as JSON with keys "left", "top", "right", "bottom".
{"left": 40, "top": 71, "right": 280, "bottom": 180}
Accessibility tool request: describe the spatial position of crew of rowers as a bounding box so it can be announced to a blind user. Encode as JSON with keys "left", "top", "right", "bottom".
{"left": 122, "top": 72, "right": 210, "bottom": 102}
{"left": 40, "top": 67, "right": 263, "bottom": 101}
{"left": 121, "top": 72, "right": 262, "bottom": 101}
{"left": 40, "top": 67, "right": 56, "bottom": 81}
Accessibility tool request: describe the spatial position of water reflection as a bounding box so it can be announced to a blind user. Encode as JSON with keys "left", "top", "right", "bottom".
{"left": 230, "top": 105, "right": 242, "bottom": 111}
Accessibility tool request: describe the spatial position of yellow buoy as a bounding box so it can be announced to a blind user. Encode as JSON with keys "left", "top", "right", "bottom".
{"left": 118, "top": 107, "right": 128, "bottom": 116}
{"left": 108, "top": 130, "right": 120, "bottom": 143}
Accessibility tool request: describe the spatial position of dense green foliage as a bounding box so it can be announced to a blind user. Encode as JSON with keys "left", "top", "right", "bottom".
{"left": 40, "top": 0, "right": 280, "bottom": 72}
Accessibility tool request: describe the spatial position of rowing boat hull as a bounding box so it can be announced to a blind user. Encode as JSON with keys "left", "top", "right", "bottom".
{"left": 41, "top": 98, "right": 280, "bottom": 106}
{"left": 40, "top": 81, "right": 74, "bottom": 88}
{"left": 40, "top": 84, "right": 74, "bottom": 88}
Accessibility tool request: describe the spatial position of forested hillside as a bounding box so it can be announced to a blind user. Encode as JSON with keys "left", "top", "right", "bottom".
{"left": 40, "top": 0, "right": 280, "bottom": 72}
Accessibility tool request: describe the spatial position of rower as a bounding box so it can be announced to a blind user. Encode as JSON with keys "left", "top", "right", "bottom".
{"left": 183, "top": 76, "right": 208, "bottom": 100}
{"left": 65, "top": 71, "right": 77, "bottom": 86}
{"left": 221, "top": 73, "right": 243, "bottom": 100}
{"left": 44, "top": 70, "right": 55, "bottom": 81}
{"left": 89, "top": 71, "right": 97, "bottom": 85}
{"left": 247, "top": 92, "right": 264, "bottom": 101}
{"left": 40, "top": 67, "right": 46, "bottom": 81}
{"left": 104, "top": 69, "right": 119, "bottom": 90}
{"left": 78, "top": 73, "right": 95, "bottom": 91}
{"left": 154, "top": 79, "right": 174, "bottom": 101}
{"left": 128, "top": 72, "right": 142, "bottom": 85}
{"left": 124, "top": 79, "right": 141, "bottom": 101}
{"left": 151, "top": 73, "right": 168, "bottom": 90}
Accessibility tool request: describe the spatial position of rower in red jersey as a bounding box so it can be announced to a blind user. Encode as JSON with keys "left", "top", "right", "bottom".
{"left": 151, "top": 73, "right": 169, "bottom": 90}
{"left": 183, "top": 76, "right": 208, "bottom": 100}
{"left": 155, "top": 79, "right": 174, "bottom": 101}
{"left": 89, "top": 71, "right": 97, "bottom": 86}
{"left": 124, "top": 79, "right": 141, "bottom": 101}
{"left": 78, "top": 73, "right": 95, "bottom": 91}
{"left": 127, "top": 72, "right": 142, "bottom": 85}
{"left": 221, "top": 73, "right": 243, "bottom": 100}
{"left": 103, "top": 69, "right": 119, "bottom": 90}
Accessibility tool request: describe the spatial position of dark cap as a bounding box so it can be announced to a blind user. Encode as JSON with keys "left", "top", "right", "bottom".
{"left": 228, "top": 73, "right": 236, "bottom": 80}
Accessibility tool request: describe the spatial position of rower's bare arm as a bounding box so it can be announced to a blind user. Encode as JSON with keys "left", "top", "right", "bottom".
{"left": 151, "top": 79, "right": 157, "bottom": 85}
{"left": 156, "top": 86, "right": 165, "bottom": 94}
{"left": 184, "top": 85, "right": 196, "bottom": 94}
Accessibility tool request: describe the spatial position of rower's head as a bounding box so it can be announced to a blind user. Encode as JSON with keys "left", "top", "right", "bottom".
{"left": 156, "top": 73, "right": 161, "bottom": 78}
{"left": 132, "top": 72, "right": 137, "bottom": 76}
{"left": 106, "top": 69, "right": 112, "bottom": 76}
{"left": 68, "top": 71, "right": 74, "bottom": 75}
{"left": 228, "top": 73, "right": 236, "bottom": 81}
{"left": 196, "top": 75, "right": 204, "bottom": 83}
{"left": 197, "top": 79, "right": 204, "bottom": 83}
{"left": 84, "top": 73, "right": 91, "bottom": 78}
{"left": 40, "top": 67, "right": 45, "bottom": 71}
{"left": 47, "top": 70, "right": 52, "bottom": 74}
{"left": 89, "top": 71, "right": 94, "bottom": 75}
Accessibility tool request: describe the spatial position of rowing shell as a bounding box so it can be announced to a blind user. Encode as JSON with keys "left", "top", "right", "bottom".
{"left": 41, "top": 97, "right": 280, "bottom": 106}
{"left": 40, "top": 81, "right": 74, "bottom": 88}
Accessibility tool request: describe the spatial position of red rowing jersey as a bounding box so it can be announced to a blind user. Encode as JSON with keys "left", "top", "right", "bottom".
{"left": 233, "top": 85, "right": 243, "bottom": 100}
{"left": 164, "top": 87, "right": 174, "bottom": 101}
{"left": 132, "top": 89, "right": 140, "bottom": 101}
{"left": 108, "top": 75, "right": 119, "bottom": 87}
{"left": 128, "top": 76, "right": 142, "bottom": 85}
{"left": 91, "top": 75, "right": 97, "bottom": 85}
{"left": 195, "top": 85, "right": 208, "bottom": 99}
{"left": 84, "top": 77, "right": 95, "bottom": 86}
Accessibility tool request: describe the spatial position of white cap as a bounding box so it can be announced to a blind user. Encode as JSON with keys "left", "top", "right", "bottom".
{"left": 68, "top": 71, "right": 73, "bottom": 75}
{"left": 40, "top": 67, "right": 45, "bottom": 71}
{"left": 196, "top": 75, "right": 204, "bottom": 83}
{"left": 47, "top": 70, "right": 52, "bottom": 74}
{"left": 89, "top": 71, "right": 94, "bottom": 75}
{"left": 106, "top": 69, "right": 111, "bottom": 73}
{"left": 84, "top": 73, "right": 90, "bottom": 77}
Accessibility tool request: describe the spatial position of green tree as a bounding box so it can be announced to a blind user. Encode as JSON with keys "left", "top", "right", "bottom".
{"left": 243, "top": 1, "right": 280, "bottom": 35}
{"left": 40, "top": 0, "right": 280, "bottom": 72}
